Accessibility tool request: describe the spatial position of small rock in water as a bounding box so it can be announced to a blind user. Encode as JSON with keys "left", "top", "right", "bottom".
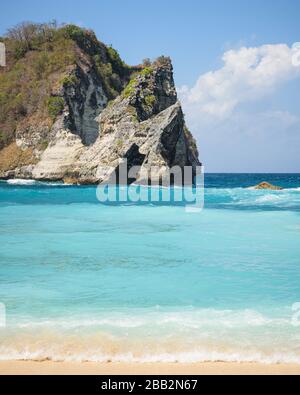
{"left": 252, "top": 182, "right": 283, "bottom": 190}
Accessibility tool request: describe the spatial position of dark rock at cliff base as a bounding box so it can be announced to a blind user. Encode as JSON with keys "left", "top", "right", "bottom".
{"left": 253, "top": 182, "right": 283, "bottom": 190}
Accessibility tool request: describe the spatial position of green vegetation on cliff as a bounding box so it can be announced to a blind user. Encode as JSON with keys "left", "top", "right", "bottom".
{"left": 0, "top": 22, "right": 134, "bottom": 150}
{"left": 47, "top": 97, "right": 65, "bottom": 120}
{"left": 0, "top": 24, "right": 75, "bottom": 149}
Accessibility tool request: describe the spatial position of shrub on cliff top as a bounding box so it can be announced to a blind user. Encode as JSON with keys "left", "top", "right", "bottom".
{"left": 6, "top": 21, "right": 57, "bottom": 59}
{"left": 142, "top": 58, "right": 151, "bottom": 67}
{"left": 140, "top": 67, "right": 153, "bottom": 77}
{"left": 60, "top": 24, "right": 85, "bottom": 42}
{"left": 59, "top": 25, "right": 97, "bottom": 51}
{"left": 154, "top": 55, "right": 171, "bottom": 67}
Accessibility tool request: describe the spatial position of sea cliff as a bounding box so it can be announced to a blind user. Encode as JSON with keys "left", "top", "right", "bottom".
{"left": 0, "top": 23, "right": 200, "bottom": 184}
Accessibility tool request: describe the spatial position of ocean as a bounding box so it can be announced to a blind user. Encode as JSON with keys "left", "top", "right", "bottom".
{"left": 0, "top": 174, "right": 300, "bottom": 363}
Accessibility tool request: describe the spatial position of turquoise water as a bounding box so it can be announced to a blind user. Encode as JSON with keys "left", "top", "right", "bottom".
{"left": 0, "top": 174, "right": 300, "bottom": 363}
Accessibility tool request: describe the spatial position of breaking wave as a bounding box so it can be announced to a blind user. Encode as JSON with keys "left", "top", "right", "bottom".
{"left": 1, "top": 307, "right": 299, "bottom": 363}
{"left": 6, "top": 179, "right": 37, "bottom": 186}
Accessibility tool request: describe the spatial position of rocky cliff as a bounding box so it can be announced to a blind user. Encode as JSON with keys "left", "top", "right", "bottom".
{"left": 0, "top": 23, "right": 200, "bottom": 184}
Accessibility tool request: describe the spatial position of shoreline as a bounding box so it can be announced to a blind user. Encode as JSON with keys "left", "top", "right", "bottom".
{"left": 0, "top": 361, "right": 300, "bottom": 375}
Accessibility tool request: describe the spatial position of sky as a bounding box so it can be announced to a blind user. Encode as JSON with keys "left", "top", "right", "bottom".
{"left": 1, "top": 0, "right": 300, "bottom": 172}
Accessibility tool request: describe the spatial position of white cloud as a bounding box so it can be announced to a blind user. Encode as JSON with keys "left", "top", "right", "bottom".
{"left": 179, "top": 43, "right": 300, "bottom": 119}
{"left": 178, "top": 43, "right": 300, "bottom": 172}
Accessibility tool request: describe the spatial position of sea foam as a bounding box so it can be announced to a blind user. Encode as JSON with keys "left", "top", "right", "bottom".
{"left": 6, "top": 179, "right": 37, "bottom": 185}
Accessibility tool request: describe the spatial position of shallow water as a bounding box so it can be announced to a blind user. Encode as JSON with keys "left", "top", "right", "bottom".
{"left": 0, "top": 174, "right": 300, "bottom": 363}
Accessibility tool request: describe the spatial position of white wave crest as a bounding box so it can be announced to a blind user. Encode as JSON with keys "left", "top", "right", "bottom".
{"left": 254, "top": 194, "right": 283, "bottom": 204}
{"left": 7, "top": 179, "right": 36, "bottom": 185}
{"left": 0, "top": 348, "right": 299, "bottom": 364}
{"left": 1, "top": 307, "right": 299, "bottom": 364}
{"left": 13, "top": 308, "right": 289, "bottom": 330}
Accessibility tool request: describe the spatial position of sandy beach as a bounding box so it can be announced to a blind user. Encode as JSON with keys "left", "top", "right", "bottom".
{"left": 0, "top": 361, "right": 300, "bottom": 375}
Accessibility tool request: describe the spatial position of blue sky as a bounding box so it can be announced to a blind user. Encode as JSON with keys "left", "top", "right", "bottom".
{"left": 1, "top": 0, "right": 300, "bottom": 172}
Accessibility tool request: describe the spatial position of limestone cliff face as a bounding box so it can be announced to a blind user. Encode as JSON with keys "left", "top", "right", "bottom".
{"left": 0, "top": 42, "right": 200, "bottom": 184}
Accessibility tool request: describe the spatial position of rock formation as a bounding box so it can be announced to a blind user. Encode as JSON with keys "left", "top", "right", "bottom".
{"left": 0, "top": 24, "right": 200, "bottom": 185}
{"left": 253, "top": 182, "right": 283, "bottom": 190}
